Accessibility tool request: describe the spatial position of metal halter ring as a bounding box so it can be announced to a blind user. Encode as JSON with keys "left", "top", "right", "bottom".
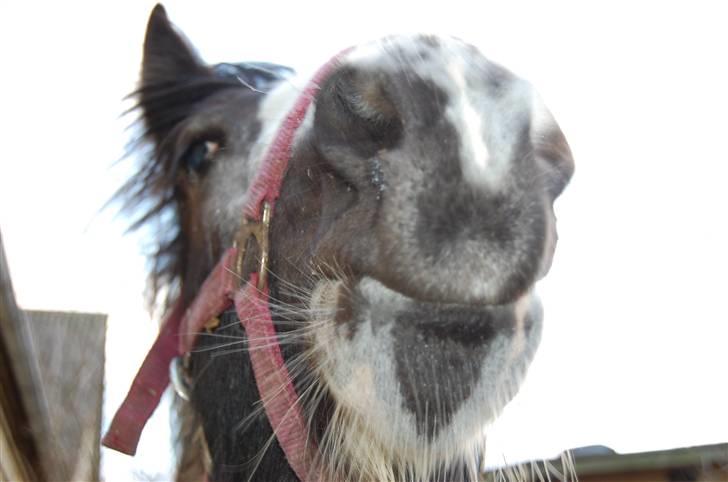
{"left": 170, "top": 354, "right": 191, "bottom": 401}
{"left": 233, "top": 202, "right": 271, "bottom": 291}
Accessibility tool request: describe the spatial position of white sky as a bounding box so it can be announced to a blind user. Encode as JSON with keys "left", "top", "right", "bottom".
{"left": 1, "top": 1, "right": 727, "bottom": 479}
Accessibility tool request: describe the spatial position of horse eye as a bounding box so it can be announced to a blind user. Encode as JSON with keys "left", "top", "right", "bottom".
{"left": 181, "top": 140, "right": 220, "bottom": 173}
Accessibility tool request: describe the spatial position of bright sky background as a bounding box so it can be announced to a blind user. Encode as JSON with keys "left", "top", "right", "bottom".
{"left": 1, "top": 1, "right": 727, "bottom": 480}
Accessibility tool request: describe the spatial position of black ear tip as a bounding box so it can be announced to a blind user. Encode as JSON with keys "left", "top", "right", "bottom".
{"left": 144, "top": 3, "right": 177, "bottom": 53}
{"left": 150, "top": 4, "right": 168, "bottom": 21}
{"left": 146, "top": 4, "right": 170, "bottom": 36}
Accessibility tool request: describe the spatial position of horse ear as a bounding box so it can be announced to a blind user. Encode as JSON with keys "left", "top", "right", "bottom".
{"left": 530, "top": 97, "right": 575, "bottom": 199}
{"left": 141, "top": 4, "right": 207, "bottom": 89}
{"left": 138, "top": 5, "right": 211, "bottom": 145}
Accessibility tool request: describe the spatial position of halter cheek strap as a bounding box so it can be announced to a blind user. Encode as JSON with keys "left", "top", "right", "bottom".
{"left": 102, "top": 48, "right": 351, "bottom": 481}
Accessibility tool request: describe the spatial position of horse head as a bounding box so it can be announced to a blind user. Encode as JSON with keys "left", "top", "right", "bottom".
{"left": 120, "top": 5, "right": 573, "bottom": 481}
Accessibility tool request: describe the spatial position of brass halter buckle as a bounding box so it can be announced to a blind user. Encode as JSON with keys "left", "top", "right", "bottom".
{"left": 233, "top": 202, "right": 271, "bottom": 291}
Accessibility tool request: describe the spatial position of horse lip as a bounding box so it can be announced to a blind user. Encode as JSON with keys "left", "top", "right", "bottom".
{"left": 311, "top": 271, "right": 527, "bottom": 326}
{"left": 351, "top": 276, "right": 519, "bottom": 314}
{"left": 314, "top": 276, "right": 536, "bottom": 345}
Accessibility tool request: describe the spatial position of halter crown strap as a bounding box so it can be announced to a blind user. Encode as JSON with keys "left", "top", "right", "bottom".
{"left": 102, "top": 49, "right": 351, "bottom": 481}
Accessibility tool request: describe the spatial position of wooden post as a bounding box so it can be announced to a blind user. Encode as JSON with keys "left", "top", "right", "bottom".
{"left": 0, "top": 229, "right": 44, "bottom": 482}
{"left": 0, "top": 230, "right": 107, "bottom": 481}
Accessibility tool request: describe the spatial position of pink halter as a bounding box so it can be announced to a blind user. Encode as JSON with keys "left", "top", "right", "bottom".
{"left": 103, "top": 48, "right": 351, "bottom": 481}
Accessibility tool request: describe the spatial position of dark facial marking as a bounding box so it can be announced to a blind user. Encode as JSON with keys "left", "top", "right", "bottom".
{"left": 392, "top": 303, "right": 517, "bottom": 439}
{"left": 407, "top": 85, "right": 546, "bottom": 303}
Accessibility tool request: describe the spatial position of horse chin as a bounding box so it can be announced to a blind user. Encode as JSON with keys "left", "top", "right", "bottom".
{"left": 306, "top": 276, "right": 543, "bottom": 479}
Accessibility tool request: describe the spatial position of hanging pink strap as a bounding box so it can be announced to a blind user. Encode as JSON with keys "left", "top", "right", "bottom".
{"left": 101, "top": 297, "right": 185, "bottom": 455}
{"left": 177, "top": 248, "right": 239, "bottom": 354}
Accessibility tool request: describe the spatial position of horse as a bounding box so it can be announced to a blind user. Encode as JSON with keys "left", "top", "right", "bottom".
{"left": 105, "top": 4, "right": 574, "bottom": 481}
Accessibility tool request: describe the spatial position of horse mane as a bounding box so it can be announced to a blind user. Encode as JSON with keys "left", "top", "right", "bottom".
{"left": 113, "top": 80, "right": 233, "bottom": 309}
{"left": 114, "top": 62, "right": 292, "bottom": 310}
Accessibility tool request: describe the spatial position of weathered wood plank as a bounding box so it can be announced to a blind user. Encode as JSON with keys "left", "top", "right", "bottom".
{"left": 24, "top": 310, "right": 106, "bottom": 481}
{"left": 1, "top": 230, "right": 107, "bottom": 481}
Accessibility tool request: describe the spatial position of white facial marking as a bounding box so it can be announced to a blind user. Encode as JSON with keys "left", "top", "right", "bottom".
{"left": 205, "top": 73, "right": 316, "bottom": 242}
{"left": 246, "top": 75, "right": 308, "bottom": 174}
{"left": 446, "top": 60, "right": 493, "bottom": 188}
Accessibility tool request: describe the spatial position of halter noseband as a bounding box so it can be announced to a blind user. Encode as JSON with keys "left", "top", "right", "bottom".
{"left": 103, "top": 49, "right": 351, "bottom": 482}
